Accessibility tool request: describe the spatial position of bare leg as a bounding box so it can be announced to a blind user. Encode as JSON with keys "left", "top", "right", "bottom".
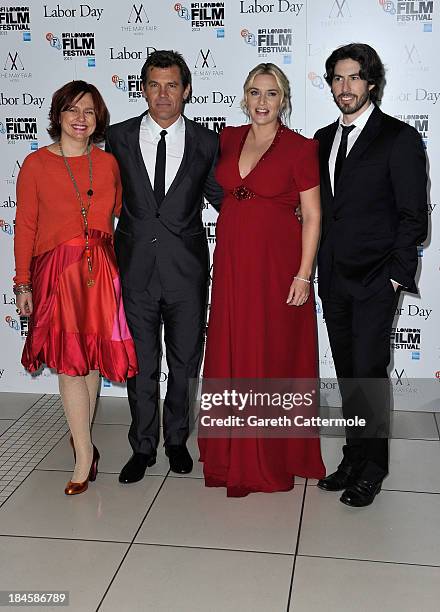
{"left": 59, "top": 373, "right": 93, "bottom": 483}
{"left": 85, "top": 370, "right": 100, "bottom": 426}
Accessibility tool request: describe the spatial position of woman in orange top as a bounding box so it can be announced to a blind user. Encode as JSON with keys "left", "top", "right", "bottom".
{"left": 14, "top": 81, "right": 138, "bottom": 496}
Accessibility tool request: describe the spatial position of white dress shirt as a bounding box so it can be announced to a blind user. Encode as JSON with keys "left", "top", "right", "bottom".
{"left": 139, "top": 113, "right": 185, "bottom": 194}
{"left": 328, "top": 102, "right": 375, "bottom": 195}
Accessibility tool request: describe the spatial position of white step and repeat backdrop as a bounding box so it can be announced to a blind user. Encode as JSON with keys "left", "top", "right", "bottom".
{"left": 0, "top": 1, "right": 438, "bottom": 409}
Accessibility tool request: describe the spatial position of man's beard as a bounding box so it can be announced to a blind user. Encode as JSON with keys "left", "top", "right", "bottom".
{"left": 333, "top": 90, "right": 370, "bottom": 115}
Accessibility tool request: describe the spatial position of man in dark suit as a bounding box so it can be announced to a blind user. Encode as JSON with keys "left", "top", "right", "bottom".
{"left": 106, "top": 50, "right": 222, "bottom": 482}
{"left": 315, "top": 44, "right": 427, "bottom": 506}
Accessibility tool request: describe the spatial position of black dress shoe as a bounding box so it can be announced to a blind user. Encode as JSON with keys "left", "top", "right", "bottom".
{"left": 165, "top": 445, "right": 193, "bottom": 474}
{"left": 317, "top": 464, "right": 358, "bottom": 492}
{"left": 340, "top": 479, "right": 382, "bottom": 507}
{"left": 119, "top": 452, "right": 156, "bottom": 484}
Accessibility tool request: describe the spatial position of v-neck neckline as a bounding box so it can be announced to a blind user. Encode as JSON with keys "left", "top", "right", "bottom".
{"left": 237, "top": 122, "right": 283, "bottom": 181}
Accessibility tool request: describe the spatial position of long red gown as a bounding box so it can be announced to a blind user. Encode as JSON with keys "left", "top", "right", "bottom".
{"left": 198, "top": 123, "right": 326, "bottom": 497}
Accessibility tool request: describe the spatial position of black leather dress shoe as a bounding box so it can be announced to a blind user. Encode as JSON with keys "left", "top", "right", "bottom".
{"left": 340, "top": 479, "right": 382, "bottom": 507}
{"left": 119, "top": 452, "right": 156, "bottom": 484}
{"left": 165, "top": 445, "right": 193, "bottom": 474}
{"left": 317, "top": 465, "right": 358, "bottom": 492}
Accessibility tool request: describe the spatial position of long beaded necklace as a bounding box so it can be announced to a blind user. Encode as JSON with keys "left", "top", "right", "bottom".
{"left": 59, "top": 142, "right": 95, "bottom": 288}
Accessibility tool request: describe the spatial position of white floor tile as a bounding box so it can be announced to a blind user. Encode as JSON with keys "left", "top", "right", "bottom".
{"left": 0, "top": 393, "right": 44, "bottom": 419}
{"left": 101, "top": 544, "right": 292, "bottom": 612}
{"left": 36, "top": 425, "right": 170, "bottom": 477}
{"left": 391, "top": 411, "right": 438, "bottom": 440}
{"left": 300, "top": 486, "right": 440, "bottom": 565}
{"left": 0, "top": 536, "right": 127, "bottom": 612}
{"left": 136, "top": 477, "right": 303, "bottom": 554}
{"left": 93, "top": 396, "right": 132, "bottom": 425}
{"left": 0, "top": 420, "right": 15, "bottom": 436}
{"left": 385, "top": 438, "right": 440, "bottom": 492}
{"left": 1, "top": 393, "right": 440, "bottom": 611}
{"left": 290, "top": 556, "right": 440, "bottom": 612}
{"left": 307, "top": 437, "right": 440, "bottom": 493}
{"left": 0, "top": 471, "right": 165, "bottom": 542}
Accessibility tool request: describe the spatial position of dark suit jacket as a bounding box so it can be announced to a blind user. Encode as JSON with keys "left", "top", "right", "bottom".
{"left": 315, "top": 106, "right": 428, "bottom": 299}
{"left": 106, "top": 112, "right": 223, "bottom": 293}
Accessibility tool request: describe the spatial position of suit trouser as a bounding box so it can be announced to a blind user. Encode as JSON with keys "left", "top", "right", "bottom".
{"left": 322, "top": 273, "right": 400, "bottom": 481}
{"left": 122, "top": 267, "right": 207, "bottom": 455}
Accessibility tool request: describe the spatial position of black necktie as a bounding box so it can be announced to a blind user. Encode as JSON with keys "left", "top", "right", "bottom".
{"left": 154, "top": 129, "right": 167, "bottom": 205}
{"left": 334, "top": 124, "right": 355, "bottom": 188}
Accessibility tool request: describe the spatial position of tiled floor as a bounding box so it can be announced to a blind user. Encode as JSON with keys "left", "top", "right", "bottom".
{"left": 1, "top": 393, "right": 440, "bottom": 611}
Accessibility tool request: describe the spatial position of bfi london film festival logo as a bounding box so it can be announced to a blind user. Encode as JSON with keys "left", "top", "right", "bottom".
{"left": 193, "top": 116, "right": 226, "bottom": 132}
{"left": 194, "top": 49, "right": 224, "bottom": 81}
{"left": 43, "top": 3, "right": 104, "bottom": 21}
{"left": 394, "top": 113, "right": 429, "bottom": 148}
{"left": 204, "top": 220, "right": 217, "bottom": 244}
{"left": 1, "top": 50, "right": 32, "bottom": 82}
{"left": 241, "top": 27, "right": 293, "bottom": 64}
{"left": 308, "top": 71, "right": 325, "bottom": 90}
{"left": 174, "top": 2, "right": 225, "bottom": 37}
{"left": 0, "top": 6, "right": 31, "bottom": 41}
{"left": 112, "top": 74, "right": 143, "bottom": 102}
{"left": 239, "top": 1, "right": 304, "bottom": 15}
{"left": 4, "top": 314, "right": 28, "bottom": 338}
{"left": 391, "top": 327, "right": 421, "bottom": 360}
{"left": 379, "top": 0, "right": 434, "bottom": 31}
{"left": 0, "top": 216, "right": 14, "bottom": 236}
{"left": 123, "top": 3, "right": 158, "bottom": 34}
{"left": 0, "top": 117, "right": 38, "bottom": 150}
{"left": 46, "top": 32, "right": 96, "bottom": 67}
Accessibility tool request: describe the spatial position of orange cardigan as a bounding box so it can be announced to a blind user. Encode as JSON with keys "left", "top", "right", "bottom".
{"left": 14, "top": 146, "right": 122, "bottom": 285}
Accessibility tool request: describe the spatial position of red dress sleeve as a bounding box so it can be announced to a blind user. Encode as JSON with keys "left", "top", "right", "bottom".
{"left": 14, "top": 154, "right": 39, "bottom": 285}
{"left": 110, "top": 155, "right": 122, "bottom": 218}
{"left": 293, "top": 138, "right": 320, "bottom": 193}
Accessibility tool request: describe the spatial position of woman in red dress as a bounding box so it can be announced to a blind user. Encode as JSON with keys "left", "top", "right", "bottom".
{"left": 14, "top": 81, "right": 137, "bottom": 495}
{"left": 198, "top": 63, "right": 325, "bottom": 496}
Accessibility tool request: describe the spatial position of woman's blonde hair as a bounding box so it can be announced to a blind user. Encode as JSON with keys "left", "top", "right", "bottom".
{"left": 240, "top": 63, "right": 292, "bottom": 123}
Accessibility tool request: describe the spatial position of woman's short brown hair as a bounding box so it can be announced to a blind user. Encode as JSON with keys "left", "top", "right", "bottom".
{"left": 47, "top": 80, "right": 109, "bottom": 142}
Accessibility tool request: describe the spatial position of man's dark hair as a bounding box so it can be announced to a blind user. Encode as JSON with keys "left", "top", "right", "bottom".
{"left": 140, "top": 50, "right": 192, "bottom": 101}
{"left": 324, "top": 43, "right": 385, "bottom": 104}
